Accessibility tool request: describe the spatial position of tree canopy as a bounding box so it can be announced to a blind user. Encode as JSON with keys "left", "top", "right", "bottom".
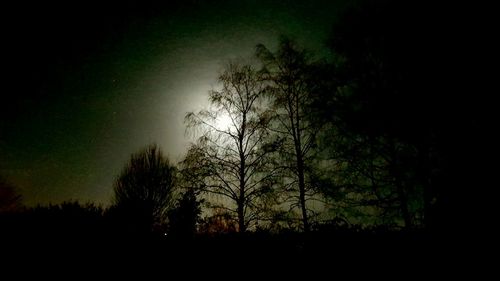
{"left": 112, "top": 144, "right": 176, "bottom": 234}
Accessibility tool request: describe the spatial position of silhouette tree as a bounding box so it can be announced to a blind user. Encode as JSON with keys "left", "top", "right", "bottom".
{"left": 0, "top": 176, "right": 22, "bottom": 213}
{"left": 167, "top": 188, "right": 202, "bottom": 239}
{"left": 0, "top": 200, "right": 106, "bottom": 250}
{"left": 112, "top": 144, "right": 176, "bottom": 234}
{"left": 311, "top": 0, "right": 455, "bottom": 229}
{"left": 29, "top": 201, "right": 105, "bottom": 236}
{"left": 198, "top": 209, "right": 237, "bottom": 234}
{"left": 185, "top": 62, "right": 277, "bottom": 232}
{"left": 256, "top": 38, "right": 319, "bottom": 232}
{"left": 319, "top": 131, "right": 425, "bottom": 228}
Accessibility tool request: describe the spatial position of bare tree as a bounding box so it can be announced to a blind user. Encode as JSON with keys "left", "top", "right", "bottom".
{"left": 185, "top": 62, "right": 277, "bottom": 232}
{"left": 256, "top": 38, "right": 318, "bottom": 232}
{"left": 112, "top": 144, "right": 176, "bottom": 233}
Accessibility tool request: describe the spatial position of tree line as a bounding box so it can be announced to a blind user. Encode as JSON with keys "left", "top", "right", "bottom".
{"left": 2, "top": 0, "right": 473, "bottom": 240}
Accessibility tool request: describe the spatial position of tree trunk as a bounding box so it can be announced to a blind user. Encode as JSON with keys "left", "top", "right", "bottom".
{"left": 238, "top": 159, "right": 246, "bottom": 232}
{"left": 389, "top": 140, "right": 412, "bottom": 229}
{"left": 297, "top": 158, "right": 310, "bottom": 232}
{"left": 295, "top": 136, "right": 309, "bottom": 232}
{"left": 238, "top": 113, "right": 247, "bottom": 233}
{"left": 416, "top": 143, "right": 434, "bottom": 229}
{"left": 392, "top": 163, "right": 412, "bottom": 229}
{"left": 395, "top": 177, "right": 412, "bottom": 229}
{"left": 292, "top": 90, "right": 310, "bottom": 232}
{"left": 237, "top": 200, "right": 246, "bottom": 232}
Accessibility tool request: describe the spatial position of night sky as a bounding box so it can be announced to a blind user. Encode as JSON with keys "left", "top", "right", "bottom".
{"left": 1, "top": 0, "right": 349, "bottom": 206}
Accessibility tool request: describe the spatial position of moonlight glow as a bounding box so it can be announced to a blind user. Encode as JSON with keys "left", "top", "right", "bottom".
{"left": 0, "top": 0, "right": 356, "bottom": 206}
{"left": 215, "top": 113, "right": 234, "bottom": 130}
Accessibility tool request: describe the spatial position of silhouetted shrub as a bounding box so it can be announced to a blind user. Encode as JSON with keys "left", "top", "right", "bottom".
{"left": 112, "top": 144, "right": 176, "bottom": 235}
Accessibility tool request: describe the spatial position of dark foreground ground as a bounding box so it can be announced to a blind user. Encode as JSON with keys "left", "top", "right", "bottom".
{"left": 2, "top": 226, "right": 488, "bottom": 277}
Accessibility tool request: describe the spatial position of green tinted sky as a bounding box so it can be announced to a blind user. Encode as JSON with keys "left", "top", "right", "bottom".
{"left": 0, "top": 0, "right": 350, "bottom": 206}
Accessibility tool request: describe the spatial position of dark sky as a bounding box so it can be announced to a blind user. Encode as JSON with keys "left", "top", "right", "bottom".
{"left": 0, "top": 0, "right": 350, "bottom": 206}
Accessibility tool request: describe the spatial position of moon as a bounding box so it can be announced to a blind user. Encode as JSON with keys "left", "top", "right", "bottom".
{"left": 215, "top": 113, "right": 233, "bottom": 130}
